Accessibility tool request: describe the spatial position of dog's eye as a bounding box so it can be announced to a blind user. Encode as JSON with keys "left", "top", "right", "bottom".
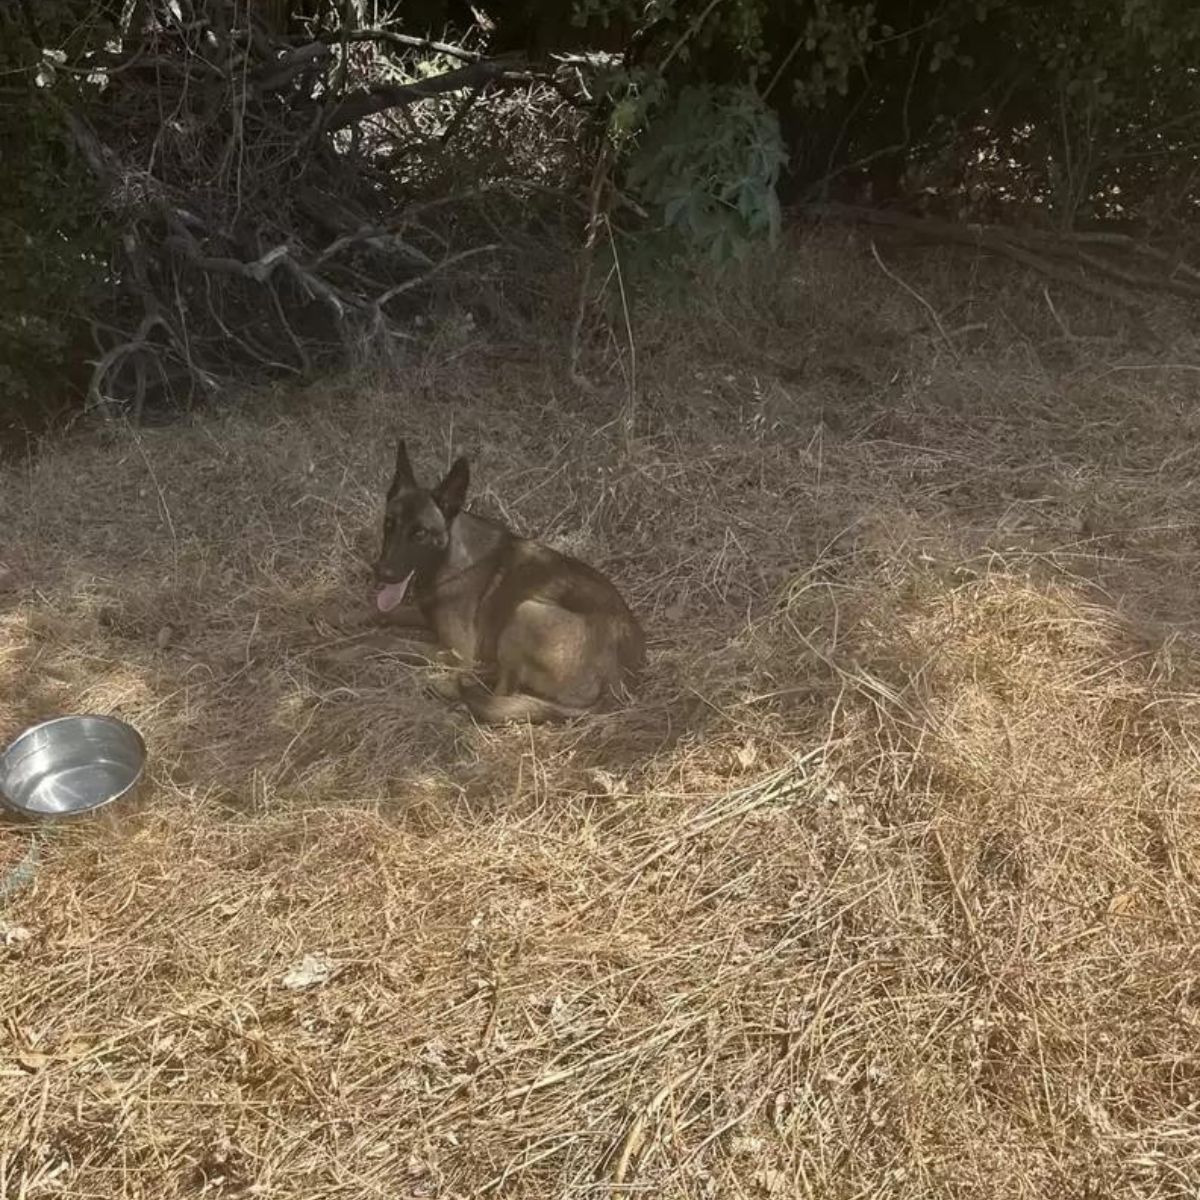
{"left": 412, "top": 527, "right": 428, "bottom": 542}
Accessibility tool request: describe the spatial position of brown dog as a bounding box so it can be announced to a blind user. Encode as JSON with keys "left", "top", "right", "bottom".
{"left": 373, "top": 441, "right": 645, "bottom": 723}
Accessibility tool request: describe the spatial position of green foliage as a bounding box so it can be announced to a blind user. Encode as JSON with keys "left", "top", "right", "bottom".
{"left": 0, "top": 92, "right": 107, "bottom": 417}
{"left": 785, "top": 3, "right": 879, "bottom": 106}
{"left": 622, "top": 83, "right": 787, "bottom": 265}
{"left": 569, "top": 0, "right": 1200, "bottom": 227}
{"left": 0, "top": 4, "right": 111, "bottom": 424}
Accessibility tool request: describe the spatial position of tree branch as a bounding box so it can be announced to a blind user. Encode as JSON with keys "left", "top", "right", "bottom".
{"left": 165, "top": 235, "right": 356, "bottom": 325}
{"left": 340, "top": 29, "right": 482, "bottom": 64}
{"left": 88, "top": 312, "right": 168, "bottom": 418}
{"left": 252, "top": 41, "right": 333, "bottom": 92}
{"left": 321, "top": 60, "right": 508, "bottom": 133}
{"left": 370, "top": 242, "right": 499, "bottom": 312}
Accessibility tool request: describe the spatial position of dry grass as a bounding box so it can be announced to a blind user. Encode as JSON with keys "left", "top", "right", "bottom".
{"left": 5, "top": 229, "right": 1200, "bottom": 1197}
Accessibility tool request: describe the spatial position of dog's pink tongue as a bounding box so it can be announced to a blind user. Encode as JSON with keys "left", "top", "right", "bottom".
{"left": 375, "top": 573, "right": 412, "bottom": 612}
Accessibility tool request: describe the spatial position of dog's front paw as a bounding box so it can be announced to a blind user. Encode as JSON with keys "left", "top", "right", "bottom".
{"left": 309, "top": 596, "right": 370, "bottom": 632}
{"left": 425, "top": 672, "right": 462, "bottom": 703}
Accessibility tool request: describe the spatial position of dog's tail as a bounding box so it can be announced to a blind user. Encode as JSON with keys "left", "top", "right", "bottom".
{"left": 460, "top": 685, "right": 591, "bottom": 725}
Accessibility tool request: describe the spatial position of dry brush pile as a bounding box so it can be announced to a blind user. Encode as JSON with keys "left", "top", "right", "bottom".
{"left": 13, "top": 2, "right": 592, "bottom": 424}
{"left": 4, "top": 233, "right": 1200, "bottom": 1197}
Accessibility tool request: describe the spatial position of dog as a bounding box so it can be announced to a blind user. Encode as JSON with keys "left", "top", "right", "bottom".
{"left": 373, "top": 440, "right": 646, "bottom": 723}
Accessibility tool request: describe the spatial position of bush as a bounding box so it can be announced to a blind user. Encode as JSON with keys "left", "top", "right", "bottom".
{"left": 621, "top": 83, "right": 787, "bottom": 265}
{"left": 0, "top": 52, "right": 107, "bottom": 433}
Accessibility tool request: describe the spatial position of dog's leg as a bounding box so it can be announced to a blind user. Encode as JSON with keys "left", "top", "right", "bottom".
{"left": 421, "top": 647, "right": 480, "bottom": 705}
{"left": 314, "top": 632, "right": 442, "bottom": 671}
{"left": 458, "top": 682, "right": 589, "bottom": 724}
{"left": 374, "top": 602, "right": 435, "bottom": 635}
{"left": 312, "top": 596, "right": 436, "bottom": 643}
{"left": 384, "top": 641, "right": 444, "bottom": 667}
{"left": 426, "top": 670, "right": 465, "bottom": 703}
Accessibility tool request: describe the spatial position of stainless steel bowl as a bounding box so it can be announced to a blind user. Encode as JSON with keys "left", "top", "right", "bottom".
{"left": 0, "top": 715, "right": 146, "bottom": 818}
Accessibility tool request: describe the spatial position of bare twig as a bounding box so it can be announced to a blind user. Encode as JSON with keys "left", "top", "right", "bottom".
{"left": 869, "top": 239, "right": 959, "bottom": 359}
{"left": 368, "top": 242, "right": 500, "bottom": 312}
{"left": 339, "top": 28, "right": 482, "bottom": 64}
{"left": 605, "top": 214, "right": 638, "bottom": 449}
{"left": 569, "top": 142, "right": 612, "bottom": 392}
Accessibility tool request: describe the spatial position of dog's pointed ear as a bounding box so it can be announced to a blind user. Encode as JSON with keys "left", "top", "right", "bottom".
{"left": 388, "top": 439, "right": 416, "bottom": 500}
{"left": 432, "top": 456, "right": 470, "bottom": 519}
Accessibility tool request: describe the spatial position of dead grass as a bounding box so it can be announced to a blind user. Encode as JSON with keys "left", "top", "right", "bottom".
{"left": 4, "top": 229, "right": 1200, "bottom": 1197}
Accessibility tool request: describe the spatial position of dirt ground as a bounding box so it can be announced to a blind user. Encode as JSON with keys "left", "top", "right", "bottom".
{"left": 4, "top": 229, "right": 1200, "bottom": 1197}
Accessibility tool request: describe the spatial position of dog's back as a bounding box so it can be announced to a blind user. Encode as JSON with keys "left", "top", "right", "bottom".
{"left": 471, "top": 537, "right": 645, "bottom": 720}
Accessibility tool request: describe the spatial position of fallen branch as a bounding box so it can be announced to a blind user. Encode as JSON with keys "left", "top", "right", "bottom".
{"left": 806, "top": 203, "right": 1146, "bottom": 309}
{"left": 1018, "top": 226, "right": 1200, "bottom": 283}
{"left": 1072, "top": 247, "right": 1200, "bottom": 301}
{"left": 981, "top": 222, "right": 1200, "bottom": 296}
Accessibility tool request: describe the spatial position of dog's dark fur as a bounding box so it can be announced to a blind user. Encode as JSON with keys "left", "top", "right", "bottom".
{"left": 373, "top": 440, "right": 646, "bottom": 723}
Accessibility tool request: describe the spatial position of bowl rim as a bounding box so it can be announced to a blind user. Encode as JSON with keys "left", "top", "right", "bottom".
{"left": 0, "top": 713, "right": 148, "bottom": 817}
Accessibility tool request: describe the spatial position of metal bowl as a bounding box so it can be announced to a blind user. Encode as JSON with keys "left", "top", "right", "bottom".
{"left": 0, "top": 715, "right": 146, "bottom": 818}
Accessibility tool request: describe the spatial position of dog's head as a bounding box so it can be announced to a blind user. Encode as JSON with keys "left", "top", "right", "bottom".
{"left": 374, "top": 440, "right": 470, "bottom": 612}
